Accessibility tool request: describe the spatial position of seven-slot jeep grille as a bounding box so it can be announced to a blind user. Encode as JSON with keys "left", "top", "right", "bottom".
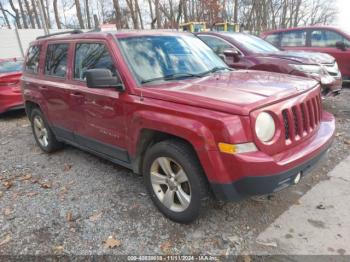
{"left": 282, "top": 93, "right": 322, "bottom": 142}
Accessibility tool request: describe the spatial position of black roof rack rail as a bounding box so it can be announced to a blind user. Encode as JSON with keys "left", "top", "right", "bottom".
{"left": 36, "top": 29, "right": 83, "bottom": 40}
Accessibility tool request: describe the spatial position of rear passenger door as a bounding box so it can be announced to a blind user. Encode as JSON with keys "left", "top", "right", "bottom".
{"left": 41, "top": 42, "right": 76, "bottom": 141}
{"left": 71, "top": 41, "right": 129, "bottom": 164}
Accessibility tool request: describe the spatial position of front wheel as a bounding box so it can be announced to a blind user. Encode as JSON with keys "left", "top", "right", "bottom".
{"left": 143, "top": 140, "right": 209, "bottom": 223}
{"left": 30, "top": 108, "right": 62, "bottom": 153}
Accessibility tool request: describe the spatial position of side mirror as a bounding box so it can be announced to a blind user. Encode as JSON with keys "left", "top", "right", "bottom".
{"left": 335, "top": 41, "right": 346, "bottom": 51}
{"left": 86, "top": 69, "right": 124, "bottom": 91}
{"left": 223, "top": 49, "right": 240, "bottom": 62}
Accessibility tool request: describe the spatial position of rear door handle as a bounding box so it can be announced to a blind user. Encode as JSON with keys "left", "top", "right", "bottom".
{"left": 38, "top": 85, "right": 47, "bottom": 90}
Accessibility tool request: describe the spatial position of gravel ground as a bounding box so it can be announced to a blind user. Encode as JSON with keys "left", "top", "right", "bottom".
{"left": 0, "top": 88, "right": 349, "bottom": 256}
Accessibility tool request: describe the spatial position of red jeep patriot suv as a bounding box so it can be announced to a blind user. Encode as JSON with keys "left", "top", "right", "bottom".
{"left": 22, "top": 30, "right": 335, "bottom": 223}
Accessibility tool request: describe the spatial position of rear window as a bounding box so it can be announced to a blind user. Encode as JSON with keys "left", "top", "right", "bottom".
{"left": 0, "top": 60, "right": 23, "bottom": 73}
{"left": 281, "top": 30, "right": 307, "bottom": 47}
{"left": 25, "top": 45, "right": 41, "bottom": 74}
{"left": 45, "top": 43, "right": 69, "bottom": 78}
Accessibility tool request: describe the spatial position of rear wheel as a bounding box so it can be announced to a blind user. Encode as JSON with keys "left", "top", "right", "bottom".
{"left": 30, "top": 108, "right": 62, "bottom": 153}
{"left": 143, "top": 140, "right": 209, "bottom": 223}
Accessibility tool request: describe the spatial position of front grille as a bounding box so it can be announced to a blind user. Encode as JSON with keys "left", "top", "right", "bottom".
{"left": 281, "top": 93, "right": 322, "bottom": 143}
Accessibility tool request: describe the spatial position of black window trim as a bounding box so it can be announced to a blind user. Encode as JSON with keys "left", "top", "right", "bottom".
{"left": 44, "top": 42, "right": 70, "bottom": 79}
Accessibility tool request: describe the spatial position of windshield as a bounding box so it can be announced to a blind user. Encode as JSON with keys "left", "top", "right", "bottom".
{"left": 226, "top": 33, "right": 280, "bottom": 53}
{"left": 0, "top": 60, "right": 23, "bottom": 73}
{"left": 118, "top": 34, "right": 228, "bottom": 84}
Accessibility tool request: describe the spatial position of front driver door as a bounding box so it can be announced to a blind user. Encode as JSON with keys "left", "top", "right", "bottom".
{"left": 70, "top": 41, "right": 129, "bottom": 164}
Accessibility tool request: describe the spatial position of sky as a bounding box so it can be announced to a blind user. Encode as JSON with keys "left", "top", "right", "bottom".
{"left": 336, "top": 0, "right": 350, "bottom": 32}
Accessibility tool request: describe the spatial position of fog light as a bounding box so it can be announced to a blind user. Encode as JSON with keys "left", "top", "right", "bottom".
{"left": 294, "top": 173, "right": 301, "bottom": 184}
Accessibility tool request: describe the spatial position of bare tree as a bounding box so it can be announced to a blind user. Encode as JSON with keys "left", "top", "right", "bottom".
{"left": 23, "top": 0, "right": 35, "bottom": 28}
{"left": 112, "top": 0, "right": 123, "bottom": 29}
{"left": 9, "top": 0, "right": 22, "bottom": 28}
{"left": 53, "top": 0, "right": 61, "bottom": 28}
{"left": 84, "top": 0, "right": 91, "bottom": 28}
{"left": 17, "top": 0, "right": 29, "bottom": 28}
{"left": 74, "top": 0, "right": 85, "bottom": 29}
{"left": 30, "top": 0, "right": 41, "bottom": 28}
{"left": 0, "top": 0, "right": 11, "bottom": 28}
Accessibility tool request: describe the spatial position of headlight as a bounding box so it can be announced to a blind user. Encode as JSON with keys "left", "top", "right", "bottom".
{"left": 289, "top": 64, "right": 325, "bottom": 76}
{"left": 255, "top": 112, "right": 275, "bottom": 142}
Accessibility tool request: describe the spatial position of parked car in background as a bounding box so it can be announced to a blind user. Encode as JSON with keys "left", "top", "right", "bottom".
{"left": 22, "top": 31, "right": 334, "bottom": 223}
{"left": 0, "top": 58, "right": 23, "bottom": 114}
{"left": 261, "top": 26, "right": 350, "bottom": 84}
{"left": 197, "top": 32, "right": 342, "bottom": 96}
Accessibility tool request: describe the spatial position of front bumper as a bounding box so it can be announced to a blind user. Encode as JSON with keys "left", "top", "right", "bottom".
{"left": 0, "top": 86, "right": 23, "bottom": 113}
{"left": 211, "top": 144, "right": 330, "bottom": 200}
{"left": 209, "top": 112, "right": 335, "bottom": 201}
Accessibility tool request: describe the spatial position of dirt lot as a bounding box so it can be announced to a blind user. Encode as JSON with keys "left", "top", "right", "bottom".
{"left": 0, "top": 88, "right": 349, "bottom": 256}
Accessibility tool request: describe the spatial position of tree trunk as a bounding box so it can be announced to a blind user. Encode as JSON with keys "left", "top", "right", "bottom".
{"left": 112, "top": 0, "right": 122, "bottom": 29}
{"left": 74, "top": 0, "right": 85, "bottom": 29}
{"left": 233, "top": 0, "right": 238, "bottom": 23}
{"left": 30, "top": 0, "right": 41, "bottom": 28}
{"left": 148, "top": 0, "right": 155, "bottom": 28}
{"left": 0, "top": 1, "right": 11, "bottom": 28}
{"left": 39, "top": 0, "right": 50, "bottom": 28}
{"left": 126, "top": 0, "right": 139, "bottom": 29}
{"left": 23, "top": 0, "right": 35, "bottom": 28}
{"left": 9, "top": 0, "right": 22, "bottom": 28}
{"left": 154, "top": 0, "right": 161, "bottom": 28}
{"left": 84, "top": 0, "right": 91, "bottom": 29}
{"left": 18, "top": 0, "right": 28, "bottom": 28}
{"left": 53, "top": 0, "right": 61, "bottom": 29}
{"left": 45, "top": 0, "right": 51, "bottom": 27}
{"left": 135, "top": 0, "right": 144, "bottom": 29}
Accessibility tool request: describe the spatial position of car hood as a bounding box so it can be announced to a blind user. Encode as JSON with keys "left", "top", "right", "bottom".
{"left": 141, "top": 70, "right": 319, "bottom": 115}
{"left": 253, "top": 51, "right": 335, "bottom": 64}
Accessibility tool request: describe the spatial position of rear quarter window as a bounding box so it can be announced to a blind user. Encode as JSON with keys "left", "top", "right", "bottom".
{"left": 25, "top": 45, "right": 41, "bottom": 74}
{"left": 45, "top": 43, "right": 69, "bottom": 78}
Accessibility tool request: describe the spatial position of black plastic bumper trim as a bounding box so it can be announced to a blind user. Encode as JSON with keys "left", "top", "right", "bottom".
{"left": 210, "top": 143, "right": 331, "bottom": 201}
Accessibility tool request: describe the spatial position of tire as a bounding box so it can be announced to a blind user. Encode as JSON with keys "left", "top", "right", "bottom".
{"left": 143, "top": 139, "right": 209, "bottom": 223}
{"left": 30, "top": 108, "right": 62, "bottom": 153}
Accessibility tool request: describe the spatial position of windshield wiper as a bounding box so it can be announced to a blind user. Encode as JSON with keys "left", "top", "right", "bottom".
{"left": 141, "top": 72, "right": 202, "bottom": 84}
{"left": 198, "top": 66, "right": 232, "bottom": 77}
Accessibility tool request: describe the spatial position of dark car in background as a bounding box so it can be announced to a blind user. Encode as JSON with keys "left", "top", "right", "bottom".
{"left": 261, "top": 26, "right": 350, "bottom": 84}
{"left": 197, "top": 32, "right": 342, "bottom": 96}
{"left": 0, "top": 58, "right": 24, "bottom": 114}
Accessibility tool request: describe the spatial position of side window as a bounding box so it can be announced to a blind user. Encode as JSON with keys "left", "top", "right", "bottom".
{"left": 311, "top": 30, "right": 345, "bottom": 47}
{"left": 25, "top": 45, "right": 41, "bottom": 74}
{"left": 74, "top": 43, "right": 116, "bottom": 80}
{"left": 45, "top": 43, "right": 69, "bottom": 77}
{"left": 281, "top": 30, "right": 307, "bottom": 47}
{"left": 198, "top": 36, "right": 233, "bottom": 56}
{"left": 265, "top": 34, "right": 280, "bottom": 47}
